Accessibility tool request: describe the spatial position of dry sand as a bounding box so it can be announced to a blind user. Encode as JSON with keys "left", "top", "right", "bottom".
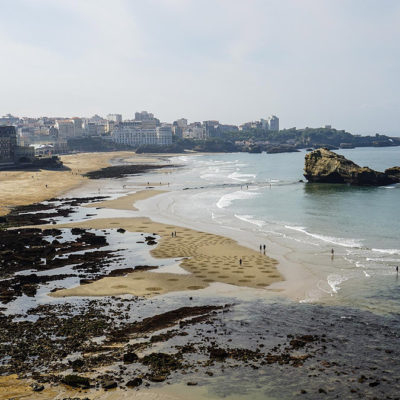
{"left": 51, "top": 216, "right": 281, "bottom": 298}
{"left": 0, "top": 151, "right": 135, "bottom": 216}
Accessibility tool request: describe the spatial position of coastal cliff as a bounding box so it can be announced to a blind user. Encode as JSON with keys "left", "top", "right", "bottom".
{"left": 304, "top": 148, "right": 400, "bottom": 186}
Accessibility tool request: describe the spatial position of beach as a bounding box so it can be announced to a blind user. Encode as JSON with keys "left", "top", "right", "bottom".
{"left": 1, "top": 149, "right": 399, "bottom": 399}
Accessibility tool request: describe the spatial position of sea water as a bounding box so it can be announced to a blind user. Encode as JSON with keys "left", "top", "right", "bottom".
{"left": 134, "top": 147, "right": 400, "bottom": 316}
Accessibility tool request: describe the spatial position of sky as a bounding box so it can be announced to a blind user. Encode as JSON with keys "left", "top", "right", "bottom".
{"left": 0, "top": 0, "right": 399, "bottom": 135}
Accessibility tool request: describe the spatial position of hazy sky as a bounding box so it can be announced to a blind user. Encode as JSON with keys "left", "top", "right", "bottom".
{"left": 1, "top": 0, "right": 399, "bottom": 135}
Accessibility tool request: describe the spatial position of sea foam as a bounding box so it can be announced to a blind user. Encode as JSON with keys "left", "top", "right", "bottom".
{"left": 216, "top": 191, "right": 259, "bottom": 209}
{"left": 284, "top": 225, "right": 362, "bottom": 248}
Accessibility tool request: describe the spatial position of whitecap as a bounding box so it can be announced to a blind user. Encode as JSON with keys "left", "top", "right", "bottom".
{"left": 228, "top": 172, "right": 256, "bottom": 182}
{"left": 235, "top": 214, "right": 266, "bottom": 227}
{"left": 284, "top": 225, "right": 362, "bottom": 248}
{"left": 216, "top": 191, "right": 259, "bottom": 209}
{"left": 371, "top": 248, "right": 400, "bottom": 255}
{"left": 327, "top": 274, "right": 348, "bottom": 294}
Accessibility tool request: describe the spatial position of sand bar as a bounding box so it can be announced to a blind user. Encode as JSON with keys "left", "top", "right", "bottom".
{"left": 86, "top": 190, "right": 166, "bottom": 211}
{"left": 51, "top": 216, "right": 282, "bottom": 298}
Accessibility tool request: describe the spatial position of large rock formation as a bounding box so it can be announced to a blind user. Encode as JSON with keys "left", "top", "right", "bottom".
{"left": 304, "top": 148, "right": 400, "bottom": 186}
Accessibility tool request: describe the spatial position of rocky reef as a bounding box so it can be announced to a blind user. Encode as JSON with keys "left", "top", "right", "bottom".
{"left": 304, "top": 148, "right": 400, "bottom": 186}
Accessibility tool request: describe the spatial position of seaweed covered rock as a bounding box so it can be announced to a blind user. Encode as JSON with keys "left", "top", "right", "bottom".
{"left": 304, "top": 148, "right": 400, "bottom": 186}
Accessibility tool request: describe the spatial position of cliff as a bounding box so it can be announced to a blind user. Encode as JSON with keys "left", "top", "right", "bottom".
{"left": 304, "top": 148, "right": 400, "bottom": 186}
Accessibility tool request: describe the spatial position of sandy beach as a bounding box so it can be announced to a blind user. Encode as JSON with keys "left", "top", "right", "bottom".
{"left": 0, "top": 151, "right": 134, "bottom": 216}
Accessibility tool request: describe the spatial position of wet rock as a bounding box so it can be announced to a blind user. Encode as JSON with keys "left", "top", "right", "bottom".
{"left": 31, "top": 383, "right": 44, "bottom": 392}
{"left": 126, "top": 378, "right": 142, "bottom": 387}
{"left": 369, "top": 381, "right": 380, "bottom": 387}
{"left": 209, "top": 348, "right": 228, "bottom": 361}
{"left": 123, "top": 352, "right": 139, "bottom": 363}
{"left": 102, "top": 380, "right": 117, "bottom": 389}
{"left": 62, "top": 375, "right": 90, "bottom": 389}
{"left": 187, "top": 381, "right": 198, "bottom": 386}
{"left": 148, "top": 375, "right": 166, "bottom": 382}
{"left": 117, "top": 228, "right": 126, "bottom": 233}
{"left": 304, "top": 148, "right": 400, "bottom": 185}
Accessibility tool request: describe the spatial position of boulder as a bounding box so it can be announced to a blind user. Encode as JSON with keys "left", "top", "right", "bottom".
{"left": 304, "top": 148, "right": 400, "bottom": 186}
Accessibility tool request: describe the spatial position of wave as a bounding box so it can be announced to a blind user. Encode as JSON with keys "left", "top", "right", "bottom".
{"left": 228, "top": 172, "right": 256, "bottom": 182}
{"left": 216, "top": 191, "right": 260, "bottom": 209}
{"left": 371, "top": 248, "right": 400, "bottom": 255}
{"left": 235, "top": 214, "right": 266, "bottom": 227}
{"left": 284, "top": 225, "right": 362, "bottom": 248}
{"left": 327, "top": 274, "right": 348, "bottom": 294}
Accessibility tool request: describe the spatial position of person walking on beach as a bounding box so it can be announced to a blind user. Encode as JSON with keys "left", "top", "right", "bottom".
{"left": 260, "top": 244, "right": 262, "bottom": 252}
{"left": 239, "top": 258, "right": 242, "bottom": 266}
{"left": 396, "top": 266, "right": 399, "bottom": 275}
{"left": 263, "top": 244, "right": 266, "bottom": 254}
{"left": 331, "top": 248, "right": 334, "bottom": 255}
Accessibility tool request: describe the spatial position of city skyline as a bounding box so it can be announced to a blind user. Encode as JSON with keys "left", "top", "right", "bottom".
{"left": 1, "top": 0, "right": 400, "bottom": 135}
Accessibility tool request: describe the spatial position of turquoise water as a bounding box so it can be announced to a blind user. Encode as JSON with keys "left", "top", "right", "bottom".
{"left": 152, "top": 147, "right": 400, "bottom": 315}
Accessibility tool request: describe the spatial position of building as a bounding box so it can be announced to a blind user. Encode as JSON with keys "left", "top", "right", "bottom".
{"left": 107, "top": 114, "right": 122, "bottom": 124}
{"left": 0, "top": 126, "right": 17, "bottom": 164}
{"left": 55, "top": 120, "right": 75, "bottom": 138}
{"left": 112, "top": 117, "right": 172, "bottom": 147}
{"left": 267, "top": 115, "right": 279, "bottom": 131}
{"left": 183, "top": 123, "right": 207, "bottom": 140}
{"left": 156, "top": 124, "right": 173, "bottom": 145}
{"left": 135, "top": 111, "right": 154, "bottom": 121}
{"left": 203, "top": 120, "right": 220, "bottom": 137}
{"left": 71, "top": 118, "right": 84, "bottom": 137}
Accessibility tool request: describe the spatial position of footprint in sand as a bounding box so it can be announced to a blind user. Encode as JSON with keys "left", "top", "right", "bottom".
{"left": 167, "top": 278, "right": 179, "bottom": 281}
{"left": 111, "top": 285, "right": 127, "bottom": 289}
{"left": 187, "top": 286, "right": 204, "bottom": 290}
{"left": 146, "top": 287, "right": 162, "bottom": 291}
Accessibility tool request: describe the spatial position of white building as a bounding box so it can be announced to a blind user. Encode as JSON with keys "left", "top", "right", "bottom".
{"left": 107, "top": 114, "right": 122, "bottom": 124}
{"left": 112, "top": 121, "right": 172, "bottom": 147}
{"left": 55, "top": 120, "right": 74, "bottom": 138}
{"left": 183, "top": 125, "right": 207, "bottom": 140}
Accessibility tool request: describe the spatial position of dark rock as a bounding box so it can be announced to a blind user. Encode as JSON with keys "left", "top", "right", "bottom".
{"left": 102, "top": 380, "right": 117, "bottom": 389}
{"left": 117, "top": 228, "right": 126, "bottom": 233}
{"left": 369, "top": 381, "right": 380, "bottom": 387}
{"left": 31, "top": 383, "right": 45, "bottom": 392}
{"left": 187, "top": 382, "right": 198, "bottom": 386}
{"left": 318, "top": 388, "right": 327, "bottom": 394}
{"left": 62, "top": 374, "right": 90, "bottom": 389}
{"left": 70, "top": 358, "right": 85, "bottom": 370}
{"left": 123, "top": 352, "right": 139, "bottom": 363}
{"left": 209, "top": 348, "right": 228, "bottom": 361}
{"left": 148, "top": 375, "right": 166, "bottom": 382}
{"left": 126, "top": 378, "right": 142, "bottom": 387}
{"left": 304, "top": 148, "right": 400, "bottom": 186}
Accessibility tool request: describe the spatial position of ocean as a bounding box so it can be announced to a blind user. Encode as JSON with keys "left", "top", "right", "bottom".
{"left": 135, "top": 147, "right": 400, "bottom": 316}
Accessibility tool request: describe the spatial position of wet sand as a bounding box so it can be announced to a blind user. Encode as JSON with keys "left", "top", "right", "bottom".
{"left": 86, "top": 190, "right": 166, "bottom": 211}
{"left": 51, "top": 216, "right": 282, "bottom": 298}
{"left": 0, "top": 375, "right": 187, "bottom": 400}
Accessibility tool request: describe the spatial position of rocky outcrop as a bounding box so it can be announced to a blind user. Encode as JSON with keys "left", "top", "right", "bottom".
{"left": 304, "top": 148, "right": 400, "bottom": 186}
